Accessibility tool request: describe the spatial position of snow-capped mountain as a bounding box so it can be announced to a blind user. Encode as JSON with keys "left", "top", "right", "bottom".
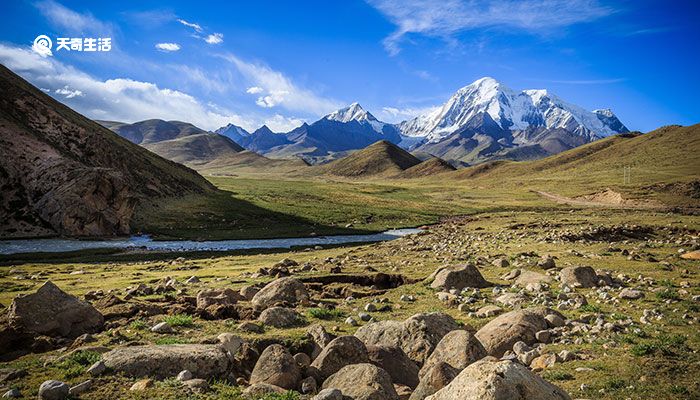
{"left": 325, "top": 102, "right": 392, "bottom": 135}
{"left": 399, "top": 77, "right": 628, "bottom": 144}
{"left": 215, "top": 123, "right": 250, "bottom": 146}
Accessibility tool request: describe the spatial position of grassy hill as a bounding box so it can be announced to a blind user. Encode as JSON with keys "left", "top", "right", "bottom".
{"left": 452, "top": 124, "right": 700, "bottom": 206}
{"left": 320, "top": 140, "right": 422, "bottom": 177}
{"left": 395, "top": 157, "right": 456, "bottom": 178}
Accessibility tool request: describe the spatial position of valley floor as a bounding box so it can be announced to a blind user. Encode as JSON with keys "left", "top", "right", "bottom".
{"left": 1, "top": 207, "right": 698, "bottom": 399}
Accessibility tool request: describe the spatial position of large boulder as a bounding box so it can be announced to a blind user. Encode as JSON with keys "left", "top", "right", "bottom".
{"left": 420, "top": 330, "right": 486, "bottom": 378}
{"left": 8, "top": 281, "right": 103, "bottom": 338}
{"left": 102, "top": 344, "right": 229, "bottom": 379}
{"left": 250, "top": 344, "right": 301, "bottom": 390}
{"left": 409, "top": 362, "right": 459, "bottom": 400}
{"left": 196, "top": 288, "right": 240, "bottom": 309}
{"left": 512, "top": 270, "right": 553, "bottom": 291}
{"left": 310, "top": 336, "right": 369, "bottom": 382}
{"left": 323, "top": 363, "right": 399, "bottom": 400}
{"left": 307, "top": 324, "right": 337, "bottom": 360}
{"left": 355, "top": 313, "right": 459, "bottom": 364}
{"left": 251, "top": 277, "right": 309, "bottom": 310}
{"left": 367, "top": 345, "right": 419, "bottom": 389}
{"left": 430, "top": 265, "right": 489, "bottom": 291}
{"left": 559, "top": 266, "right": 598, "bottom": 288}
{"left": 425, "top": 359, "right": 570, "bottom": 400}
{"left": 258, "top": 307, "right": 305, "bottom": 328}
{"left": 475, "top": 308, "right": 562, "bottom": 357}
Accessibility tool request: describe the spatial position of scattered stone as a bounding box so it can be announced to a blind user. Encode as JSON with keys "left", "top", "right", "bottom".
{"left": 367, "top": 345, "right": 420, "bottom": 389}
{"left": 311, "top": 336, "right": 369, "bottom": 382}
{"left": 68, "top": 380, "right": 92, "bottom": 396}
{"left": 535, "top": 330, "right": 551, "bottom": 343}
{"left": 150, "top": 322, "right": 174, "bottom": 334}
{"left": 182, "top": 378, "right": 209, "bottom": 393}
{"left": 424, "top": 359, "right": 571, "bottom": 400}
{"left": 420, "top": 330, "right": 486, "bottom": 379}
{"left": 619, "top": 288, "right": 644, "bottom": 300}
{"left": 301, "top": 376, "right": 317, "bottom": 394}
{"left": 86, "top": 360, "right": 106, "bottom": 376}
{"left": 430, "top": 264, "right": 490, "bottom": 291}
{"left": 238, "top": 321, "right": 264, "bottom": 333}
{"left": 513, "top": 270, "right": 553, "bottom": 291}
{"left": 239, "top": 285, "right": 260, "bottom": 301}
{"left": 103, "top": 344, "right": 229, "bottom": 379}
{"left": 243, "top": 383, "right": 287, "bottom": 396}
{"left": 355, "top": 312, "right": 459, "bottom": 364}
{"left": 313, "top": 388, "right": 344, "bottom": 400}
{"left": 177, "top": 370, "right": 193, "bottom": 381}
{"left": 538, "top": 256, "right": 556, "bottom": 270}
{"left": 559, "top": 266, "right": 598, "bottom": 288}
{"left": 38, "top": 380, "right": 69, "bottom": 400}
{"left": 410, "top": 362, "right": 459, "bottom": 400}
{"left": 475, "top": 308, "right": 562, "bottom": 357}
{"left": 492, "top": 258, "right": 510, "bottom": 268}
{"left": 476, "top": 305, "right": 503, "bottom": 318}
{"left": 217, "top": 333, "right": 243, "bottom": 358}
{"left": 9, "top": 281, "right": 104, "bottom": 338}
{"left": 2, "top": 389, "right": 20, "bottom": 398}
{"left": 294, "top": 352, "right": 311, "bottom": 368}
{"left": 250, "top": 344, "right": 301, "bottom": 390}
{"left": 196, "top": 288, "right": 239, "bottom": 309}
{"left": 495, "top": 293, "right": 528, "bottom": 307}
{"left": 130, "top": 379, "right": 153, "bottom": 391}
{"left": 258, "top": 307, "right": 305, "bottom": 328}
{"left": 308, "top": 324, "right": 336, "bottom": 359}
{"left": 323, "top": 363, "right": 399, "bottom": 400}
{"left": 530, "top": 353, "right": 557, "bottom": 371}
{"left": 251, "top": 277, "right": 309, "bottom": 310}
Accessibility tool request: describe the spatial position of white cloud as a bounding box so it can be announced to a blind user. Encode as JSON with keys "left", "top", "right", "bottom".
{"left": 155, "top": 42, "right": 181, "bottom": 52}
{"left": 55, "top": 85, "right": 83, "bottom": 98}
{"left": 205, "top": 33, "right": 224, "bottom": 44}
{"left": 177, "top": 18, "right": 202, "bottom": 32}
{"left": 367, "top": 0, "right": 614, "bottom": 55}
{"left": 35, "top": 0, "right": 113, "bottom": 35}
{"left": 220, "top": 53, "right": 341, "bottom": 116}
{"left": 0, "top": 43, "right": 255, "bottom": 131}
{"left": 246, "top": 86, "right": 264, "bottom": 94}
{"left": 263, "top": 114, "right": 306, "bottom": 132}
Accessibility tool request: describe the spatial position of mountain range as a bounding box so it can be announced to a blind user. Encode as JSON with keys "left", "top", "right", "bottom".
{"left": 214, "top": 77, "right": 629, "bottom": 166}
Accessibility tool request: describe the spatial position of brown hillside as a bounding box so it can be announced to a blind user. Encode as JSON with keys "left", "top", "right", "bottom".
{"left": 322, "top": 140, "right": 422, "bottom": 177}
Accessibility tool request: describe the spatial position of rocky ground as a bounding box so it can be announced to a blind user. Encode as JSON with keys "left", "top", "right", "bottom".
{"left": 0, "top": 209, "right": 698, "bottom": 399}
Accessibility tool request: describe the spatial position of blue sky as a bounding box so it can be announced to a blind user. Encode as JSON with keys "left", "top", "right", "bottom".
{"left": 0, "top": 0, "right": 698, "bottom": 132}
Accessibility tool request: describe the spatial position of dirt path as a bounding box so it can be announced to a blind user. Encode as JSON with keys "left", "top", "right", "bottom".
{"left": 535, "top": 190, "right": 667, "bottom": 210}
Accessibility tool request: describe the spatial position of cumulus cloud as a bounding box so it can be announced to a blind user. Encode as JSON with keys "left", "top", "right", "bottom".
{"left": 177, "top": 18, "right": 202, "bottom": 32}
{"left": 367, "top": 0, "right": 614, "bottom": 55}
{"left": 0, "top": 43, "right": 254, "bottom": 131}
{"left": 205, "top": 33, "right": 224, "bottom": 44}
{"left": 263, "top": 114, "right": 306, "bottom": 132}
{"left": 155, "top": 42, "right": 180, "bottom": 52}
{"left": 220, "top": 53, "right": 341, "bottom": 115}
{"left": 55, "top": 85, "right": 83, "bottom": 98}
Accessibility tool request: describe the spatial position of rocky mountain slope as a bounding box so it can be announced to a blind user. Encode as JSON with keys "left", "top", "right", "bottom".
{"left": 0, "top": 65, "right": 215, "bottom": 238}
{"left": 100, "top": 119, "right": 244, "bottom": 166}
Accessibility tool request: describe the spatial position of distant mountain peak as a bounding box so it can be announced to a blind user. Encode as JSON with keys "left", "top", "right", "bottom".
{"left": 399, "top": 78, "right": 628, "bottom": 143}
{"left": 326, "top": 102, "right": 377, "bottom": 123}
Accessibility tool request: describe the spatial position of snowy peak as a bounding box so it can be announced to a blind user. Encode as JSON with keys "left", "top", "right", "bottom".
{"left": 398, "top": 77, "right": 628, "bottom": 142}
{"left": 325, "top": 102, "right": 377, "bottom": 123}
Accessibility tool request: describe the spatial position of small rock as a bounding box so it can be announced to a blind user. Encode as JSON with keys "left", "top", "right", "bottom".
{"left": 238, "top": 321, "right": 264, "bottom": 333}
{"left": 313, "top": 388, "right": 344, "bottom": 400}
{"left": 301, "top": 376, "right": 317, "bottom": 394}
{"left": 619, "top": 288, "right": 644, "bottom": 300}
{"left": 535, "top": 330, "right": 551, "bottom": 343}
{"left": 68, "top": 380, "right": 92, "bottom": 396}
{"left": 86, "top": 361, "right": 106, "bottom": 377}
{"left": 130, "top": 379, "right": 153, "bottom": 391}
{"left": 150, "top": 322, "right": 174, "bottom": 334}
{"left": 2, "top": 389, "right": 20, "bottom": 398}
{"left": 177, "top": 370, "right": 193, "bottom": 381}
{"left": 38, "top": 380, "right": 69, "bottom": 400}
{"left": 182, "top": 378, "right": 209, "bottom": 393}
